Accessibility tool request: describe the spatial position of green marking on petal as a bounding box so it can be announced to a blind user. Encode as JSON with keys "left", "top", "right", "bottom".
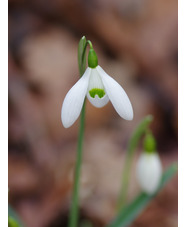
{"left": 89, "top": 88, "right": 105, "bottom": 98}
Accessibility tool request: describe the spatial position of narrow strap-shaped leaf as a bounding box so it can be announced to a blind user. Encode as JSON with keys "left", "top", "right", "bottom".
{"left": 8, "top": 216, "right": 20, "bottom": 227}
{"left": 109, "top": 163, "right": 177, "bottom": 227}
{"left": 8, "top": 205, "right": 24, "bottom": 227}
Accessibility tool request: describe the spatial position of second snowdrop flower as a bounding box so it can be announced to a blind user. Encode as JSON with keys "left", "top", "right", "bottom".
{"left": 61, "top": 46, "right": 133, "bottom": 128}
{"left": 136, "top": 133, "right": 162, "bottom": 195}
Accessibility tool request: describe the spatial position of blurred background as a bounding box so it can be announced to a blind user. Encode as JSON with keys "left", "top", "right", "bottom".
{"left": 8, "top": 0, "right": 178, "bottom": 226}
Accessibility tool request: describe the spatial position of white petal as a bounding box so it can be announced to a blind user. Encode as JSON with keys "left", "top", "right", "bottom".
{"left": 88, "top": 68, "right": 105, "bottom": 91}
{"left": 97, "top": 66, "right": 133, "bottom": 120}
{"left": 87, "top": 93, "right": 109, "bottom": 108}
{"left": 136, "top": 153, "right": 162, "bottom": 194}
{"left": 61, "top": 68, "right": 91, "bottom": 128}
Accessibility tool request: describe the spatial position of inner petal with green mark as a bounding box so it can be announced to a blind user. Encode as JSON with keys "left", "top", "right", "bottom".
{"left": 89, "top": 88, "right": 106, "bottom": 98}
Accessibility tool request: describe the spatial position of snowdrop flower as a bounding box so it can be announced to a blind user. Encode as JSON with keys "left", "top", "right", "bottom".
{"left": 136, "top": 133, "right": 162, "bottom": 194}
{"left": 61, "top": 48, "right": 133, "bottom": 128}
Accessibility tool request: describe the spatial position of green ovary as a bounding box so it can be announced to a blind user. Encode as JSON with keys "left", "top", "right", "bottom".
{"left": 89, "top": 88, "right": 105, "bottom": 98}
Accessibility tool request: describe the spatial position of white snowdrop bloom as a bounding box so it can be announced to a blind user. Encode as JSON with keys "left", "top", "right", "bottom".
{"left": 136, "top": 152, "right": 162, "bottom": 194}
{"left": 61, "top": 65, "right": 133, "bottom": 128}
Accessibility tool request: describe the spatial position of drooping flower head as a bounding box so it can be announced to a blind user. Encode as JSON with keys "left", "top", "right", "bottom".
{"left": 61, "top": 45, "right": 133, "bottom": 128}
{"left": 136, "top": 133, "right": 162, "bottom": 194}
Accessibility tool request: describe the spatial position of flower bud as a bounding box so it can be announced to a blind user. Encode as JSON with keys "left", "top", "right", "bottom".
{"left": 136, "top": 152, "right": 162, "bottom": 194}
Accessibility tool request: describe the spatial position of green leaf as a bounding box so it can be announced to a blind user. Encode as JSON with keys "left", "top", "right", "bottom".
{"left": 108, "top": 163, "right": 177, "bottom": 227}
{"left": 8, "top": 216, "right": 20, "bottom": 227}
{"left": 117, "top": 115, "right": 154, "bottom": 209}
{"left": 8, "top": 205, "right": 24, "bottom": 227}
{"left": 78, "top": 36, "right": 87, "bottom": 76}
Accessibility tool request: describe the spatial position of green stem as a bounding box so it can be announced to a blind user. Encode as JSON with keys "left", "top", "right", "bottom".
{"left": 87, "top": 40, "right": 93, "bottom": 49}
{"left": 68, "top": 101, "right": 86, "bottom": 227}
{"left": 68, "top": 36, "right": 88, "bottom": 227}
{"left": 117, "top": 115, "right": 153, "bottom": 211}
